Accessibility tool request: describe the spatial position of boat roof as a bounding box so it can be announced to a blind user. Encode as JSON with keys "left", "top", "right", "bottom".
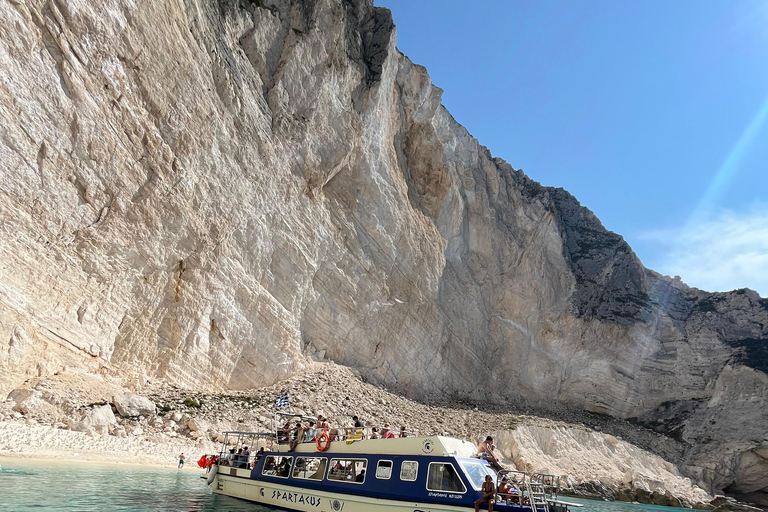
{"left": 276, "top": 435, "right": 477, "bottom": 458}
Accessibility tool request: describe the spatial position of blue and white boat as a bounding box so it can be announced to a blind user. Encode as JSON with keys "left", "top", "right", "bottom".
{"left": 202, "top": 418, "right": 582, "bottom": 512}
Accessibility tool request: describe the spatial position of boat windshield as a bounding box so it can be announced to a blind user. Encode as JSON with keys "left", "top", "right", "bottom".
{"left": 458, "top": 460, "right": 497, "bottom": 491}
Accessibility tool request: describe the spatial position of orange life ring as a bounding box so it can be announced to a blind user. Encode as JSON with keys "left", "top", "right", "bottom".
{"left": 316, "top": 430, "right": 331, "bottom": 451}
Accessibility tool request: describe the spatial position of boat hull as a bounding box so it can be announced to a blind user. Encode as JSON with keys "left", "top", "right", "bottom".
{"left": 210, "top": 473, "right": 541, "bottom": 512}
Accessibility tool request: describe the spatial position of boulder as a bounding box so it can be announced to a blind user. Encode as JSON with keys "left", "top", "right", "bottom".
{"left": 7, "top": 388, "right": 60, "bottom": 420}
{"left": 7, "top": 388, "right": 34, "bottom": 404}
{"left": 75, "top": 404, "right": 117, "bottom": 434}
{"left": 187, "top": 417, "right": 208, "bottom": 432}
{"left": 113, "top": 394, "right": 156, "bottom": 417}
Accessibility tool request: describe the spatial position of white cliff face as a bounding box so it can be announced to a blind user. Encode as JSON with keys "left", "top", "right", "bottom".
{"left": 493, "top": 426, "right": 712, "bottom": 506}
{"left": 0, "top": 0, "right": 766, "bottom": 501}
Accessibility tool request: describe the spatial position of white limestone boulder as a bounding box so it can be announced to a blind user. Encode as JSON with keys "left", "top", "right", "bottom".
{"left": 75, "top": 404, "right": 117, "bottom": 434}
{"left": 113, "top": 394, "right": 156, "bottom": 417}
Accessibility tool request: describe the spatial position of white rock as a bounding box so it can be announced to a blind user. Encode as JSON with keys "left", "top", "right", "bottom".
{"left": 187, "top": 418, "right": 207, "bottom": 432}
{"left": 113, "top": 395, "right": 156, "bottom": 417}
{"left": 75, "top": 405, "right": 117, "bottom": 434}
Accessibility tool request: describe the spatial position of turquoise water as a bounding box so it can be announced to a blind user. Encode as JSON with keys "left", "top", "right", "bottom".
{"left": 0, "top": 458, "right": 702, "bottom": 512}
{"left": 562, "top": 497, "right": 706, "bottom": 512}
{"left": 0, "top": 458, "right": 256, "bottom": 511}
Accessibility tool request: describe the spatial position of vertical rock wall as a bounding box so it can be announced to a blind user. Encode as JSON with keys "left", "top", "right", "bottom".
{"left": 0, "top": 0, "right": 766, "bottom": 498}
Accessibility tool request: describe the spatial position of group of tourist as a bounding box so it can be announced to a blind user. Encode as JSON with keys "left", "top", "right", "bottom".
{"left": 278, "top": 414, "right": 411, "bottom": 450}
{"left": 474, "top": 436, "right": 519, "bottom": 512}
{"left": 219, "top": 446, "right": 266, "bottom": 468}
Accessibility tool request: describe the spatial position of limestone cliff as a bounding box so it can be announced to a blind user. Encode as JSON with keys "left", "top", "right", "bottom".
{"left": 0, "top": 0, "right": 766, "bottom": 501}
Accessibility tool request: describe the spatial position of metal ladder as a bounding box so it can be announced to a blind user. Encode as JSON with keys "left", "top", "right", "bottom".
{"left": 526, "top": 480, "right": 550, "bottom": 512}
{"left": 528, "top": 473, "right": 561, "bottom": 512}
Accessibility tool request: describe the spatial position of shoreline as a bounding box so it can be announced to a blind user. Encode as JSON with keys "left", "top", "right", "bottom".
{"left": 0, "top": 452, "right": 183, "bottom": 470}
{"left": 0, "top": 420, "right": 216, "bottom": 470}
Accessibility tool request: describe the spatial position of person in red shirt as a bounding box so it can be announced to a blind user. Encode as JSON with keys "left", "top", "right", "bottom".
{"left": 382, "top": 424, "right": 395, "bottom": 439}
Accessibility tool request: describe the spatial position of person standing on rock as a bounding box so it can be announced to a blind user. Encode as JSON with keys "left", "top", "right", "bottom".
{"left": 178, "top": 453, "right": 185, "bottom": 469}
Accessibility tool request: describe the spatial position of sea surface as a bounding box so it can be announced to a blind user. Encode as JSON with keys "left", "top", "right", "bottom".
{"left": 0, "top": 458, "right": 703, "bottom": 512}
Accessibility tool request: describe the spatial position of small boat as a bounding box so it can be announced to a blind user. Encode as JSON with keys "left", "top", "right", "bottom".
{"left": 201, "top": 414, "right": 582, "bottom": 512}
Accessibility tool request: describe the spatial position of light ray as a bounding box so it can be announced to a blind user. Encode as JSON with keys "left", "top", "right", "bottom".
{"left": 687, "top": 91, "right": 768, "bottom": 228}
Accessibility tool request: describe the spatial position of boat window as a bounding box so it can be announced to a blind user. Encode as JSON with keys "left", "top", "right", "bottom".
{"left": 376, "top": 460, "right": 393, "bottom": 479}
{"left": 400, "top": 461, "right": 418, "bottom": 482}
{"left": 458, "top": 461, "right": 496, "bottom": 491}
{"left": 293, "top": 457, "right": 327, "bottom": 480}
{"left": 426, "top": 463, "right": 466, "bottom": 493}
{"left": 327, "top": 458, "right": 367, "bottom": 484}
{"left": 262, "top": 455, "right": 293, "bottom": 478}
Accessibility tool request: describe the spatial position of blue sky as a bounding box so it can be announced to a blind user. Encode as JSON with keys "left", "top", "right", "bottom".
{"left": 376, "top": 0, "right": 768, "bottom": 297}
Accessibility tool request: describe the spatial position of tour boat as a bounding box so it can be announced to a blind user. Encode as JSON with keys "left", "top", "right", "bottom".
{"left": 200, "top": 416, "right": 582, "bottom": 512}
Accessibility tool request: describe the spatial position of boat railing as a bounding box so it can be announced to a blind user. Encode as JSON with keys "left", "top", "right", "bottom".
{"left": 275, "top": 424, "right": 417, "bottom": 446}
{"left": 530, "top": 473, "right": 560, "bottom": 499}
{"left": 212, "top": 430, "right": 275, "bottom": 469}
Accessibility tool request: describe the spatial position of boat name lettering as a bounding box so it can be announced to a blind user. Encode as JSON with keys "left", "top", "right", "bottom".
{"left": 270, "top": 489, "right": 322, "bottom": 506}
{"left": 427, "top": 492, "right": 461, "bottom": 499}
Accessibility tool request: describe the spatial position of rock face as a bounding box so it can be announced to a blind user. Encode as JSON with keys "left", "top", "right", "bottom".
{"left": 493, "top": 425, "right": 712, "bottom": 507}
{"left": 0, "top": 0, "right": 766, "bottom": 502}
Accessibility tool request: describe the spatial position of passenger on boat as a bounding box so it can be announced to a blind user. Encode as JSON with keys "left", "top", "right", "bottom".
{"left": 355, "top": 468, "right": 366, "bottom": 482}
{"left": 477, "top": 436, "right": 503, "bottom": 471}
{"left": 319, "top": 416, "right": 330, "bottom": 430}
{"left": 303, "top": 420, "right": 316, "bottom": 442}
{"left": 278, "top": 458, "right": 291, "bottom": 477}
{"left": 474, "top": 475, "right": 496, "bottom": 512}
{"left": 278, "top": 421, "right": 291, "bottom": 443}
{"left": 370, "top": 427, "right": 379, "bottom": 439}
{"left": 399, "top": 425, "right": 407, "bottom": 438}
{"left": 224, "top": 448, "right": 236, "bottom": 466}
{"left": 289, "top": 421, "right": 304, "bottom": 451}
{"left": 352, "top": 415, "right": 366, "bottom": 439}
{"left": 498, "top": 476, "right": 515, "bottom": 503}
{"left": 254, "top": 447, "right": 265, "bottom": 461}
{"left": 381, "top": 424, "right": 395, "bottom": 439}
{"left": 238, "top": 447, "right": 250, "bottom": 468}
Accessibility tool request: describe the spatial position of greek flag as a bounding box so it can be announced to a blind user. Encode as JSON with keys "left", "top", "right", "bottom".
{"left": 275, "top": 391, "right": 289, "bottom": 409}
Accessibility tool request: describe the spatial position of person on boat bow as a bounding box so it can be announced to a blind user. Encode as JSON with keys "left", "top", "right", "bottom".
{"left": 477, "top": 436, "right": 503, "bottom": 471}
{"left": 474, "top": 474, "right": 496, "bottom": 512}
